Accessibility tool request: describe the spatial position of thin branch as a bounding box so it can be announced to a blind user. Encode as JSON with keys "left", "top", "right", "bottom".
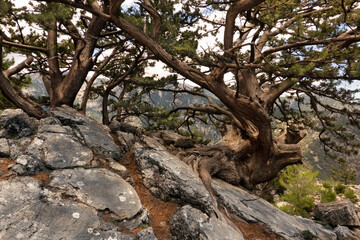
{"left": 262, "top": 35, "right": 360, "bottom": 56}
{"left": 138, "top": 0, "right": 162, "bottom": 41}
{"left": 2, "top": 39, "right": 47, "bottom": 53}
{"left": 4, "top": 55, "right": 34, "bottom": 78}
{"left": 224, "top": 0, "right": 265, "bottom": 51}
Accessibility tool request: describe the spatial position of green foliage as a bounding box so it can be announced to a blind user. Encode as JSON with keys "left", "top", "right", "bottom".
{"left": 334, "top": 183, "right": 346, "bottom": 194}
{"left": 331, "top": 158, "right": 357, "bottom": 185}
{"left": 320, "top": 183, "right": 336, "bottom": 203}
{"left": 278, "top": 165, "right": 319, "bottom": 217}
{"left": 344, "top": 188, "right": 357, "bottom": 203}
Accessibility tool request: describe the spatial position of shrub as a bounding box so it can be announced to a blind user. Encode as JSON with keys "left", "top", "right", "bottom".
{"left": 320, "top": 189, "right": 336, "bottom": 203}
{"left": 322, "top": 182, "right": 332, "bottom": 189}
{"left": 344, "top": 188, "right": 357, "bottom": 203}
{"left": 320, "top": 182, "right": 336, "bottom": 203}
{"left": 334, "top": 183, "right": 346, "bottom": 194}
{"left": 278, "top": 165, "right": 319, "bottom": 217}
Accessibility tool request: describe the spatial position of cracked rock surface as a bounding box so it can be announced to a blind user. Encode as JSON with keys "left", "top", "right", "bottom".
{"left": 171, "top": 205, "right": 244, "bottom": 240}
{"left": 0, "top": 177, "right": 133, "bottom": 240}
{"left": 49, "top": 168, "right": 145, "bottom": 226}
{"left": 0, "top": 108, "right": 355, "bottom": 240}
{"left": 133, "top": 136, "right": 212, "bottom": 213}
{"left": 211, "top": 179, "right": 337, "bottom": 240}
{"left": 0, "top": 107, "right": 146, "bottom": 239}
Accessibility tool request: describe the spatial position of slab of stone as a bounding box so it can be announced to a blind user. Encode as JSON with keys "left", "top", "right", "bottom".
{"left": 109, "top": 159, "right": 131, "bottom": 182}
{"left": 50, "top": 106, "right": 121, "bottom": 161}
{"left": 333, "top": 225, "right": 359, "bottom": 240}
{"left": 0, "top": 109, "right": 38, "bottom": 138}
{"left": 133, "top": 137, "right": 212, "bottom": 213}
{"left": 171, "top": 205, "right": 244, "bottom": 240}
{"left": 14, "top": 154, "right": 44, "bottom": 174}
{"left": 0, "top": 138, "right": 10, "bottom": 157}
{"left": 314, "top": 199, "right": 360, "bottom": 227}
{"left": 211, "top": 179, "right": 337, "bottom": 240}
{"left": 77, "top": 124, "right": 121, "bottom": 160}
{"left": 42, "top": 133, "right": 93, "bottom": 169}
{"left": 0, "top": 177, "right": 131, "bottom": 240}
{"left": 49, "top": 168, "right": 143, "bottom": 222}
{"left": 8, "top": 139, "right": 24, "bottom": 160}
{"left": 137, "top": 227, "right": 158, "bottom": 240}
{"left": 25, "top": 137, "right": 44, "bottom": 160}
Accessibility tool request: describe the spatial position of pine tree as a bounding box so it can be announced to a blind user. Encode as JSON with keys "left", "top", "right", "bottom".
{"left": 278, "top": 165, "right": 319, "bottom": 217}
{"left": 331, "top": 158, "right": 357, "bottom": 185}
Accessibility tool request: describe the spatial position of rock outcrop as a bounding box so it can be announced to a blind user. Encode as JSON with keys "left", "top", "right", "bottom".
{"left": 314, "top": 199, "right": 360, "bottom": 227}
{"left": 0, "top": 108, "right": 359, "bottom": 240}
{"left": 0, "top": 107, "right": 147, "bottom": 239}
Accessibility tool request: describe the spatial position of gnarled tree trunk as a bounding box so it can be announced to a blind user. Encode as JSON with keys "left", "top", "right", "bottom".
{"left": 0, "top": 56, "right": 47, "bottom": 119}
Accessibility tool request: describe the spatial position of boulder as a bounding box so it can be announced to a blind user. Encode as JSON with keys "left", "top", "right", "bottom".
{"left": 42, "top": 133, "right": 93, "bottom": 169}
{"left": 133, "top": 136, "right": 212, "bottom": 213}
{"left": 136, "top": 227, "right": 158, "bottom": 240}
{"left": 212, "top": 179, "right": 337, "bottom": 240}
{"left": 0, "top": 177, "right": 129, "bottom": 240}
{"left": 49, "top": 168, "right": 147, "bottom": 229}
{"left": 50, "top": 106, "right": 121, "bottom": 160}
{"left": 0, "top": 138, "right": 10, "bottom": 157}
{"left": 314, "top": 199, "right": 360, "bottom": 227}
{"left": 14, "top": 154, "right": 44, "bottom": 174}
{"left": 170, "top": 205, "right": 244, "bottom": 240}
{"left": 333, "top": 225, "right": 359, "bottom": 240}
{"left": 0, "top": 109, "right": 38, "bottom": 138}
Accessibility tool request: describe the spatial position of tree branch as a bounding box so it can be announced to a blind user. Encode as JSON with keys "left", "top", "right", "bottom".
{"left": 224, "top": 0, "right": 265, "bottom": 51}
{"left": 109, "top": 0, "right": 210, "bottom": 88}
{"left": 262, "top": 35, "right": 360, "bottom": 56}
{"left": 0, "top": 70, "right": 47, "bottom": 119}
{"left": 2, "top": 39, "right": 47, "bottom": 53}
{"left": 3, "top": 55, "right": 34, "bottom": 78}
{"left": 138, "top": 0, "right": 162, "bottom": 41}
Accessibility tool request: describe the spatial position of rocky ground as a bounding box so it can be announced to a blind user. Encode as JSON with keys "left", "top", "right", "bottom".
{"left": 0, "top": 106, "right": 359, "bottom": 239}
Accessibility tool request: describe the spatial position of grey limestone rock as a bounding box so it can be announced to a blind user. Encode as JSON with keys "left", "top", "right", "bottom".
{"left": 49, "top": 168, "right": 146, "bottom": 229}
{"left": 14, "top": 154, "right": 44, "bottom": 174}
{"left": 109, "top": 120, "right": 142, "bottom": 136}
{"left": 0, "top": 138, "right": 10, "bottom": 157}
{"left": 0, "top": 177, "right": 130, "bottom": 240}
{"left": 333, "top": 225, "right": 359, "bottom": 240}
{"left": 136, "top": 227, "right": 158, "bottom": 240}
{"left": 109, "top": 158, "right": 132, "bottom": 182}
{"left": 50, "top": 106, "right": 121, "bottom": 160}
{"left": 211, "top": 179, "right": 337, "bottom": 240}
{"left": 0, "top": 109, "right": 38, "bottom": 138}
{"left": 170, "top": 205, "right": 244, "bottom": 240}
{"left": 314, "top": 199, "right": 360, "bottom": 227}
{"left": 42, "top": 133, "right": 93, "bottom": 169}
{"left": 133, "top": 137, "right": 212, "bottom": 213}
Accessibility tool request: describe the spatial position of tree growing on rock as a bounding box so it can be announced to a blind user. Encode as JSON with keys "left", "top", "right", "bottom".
{"left": 47, "top": 0, "right": 360, "bottom": 189}
{"left": 2, "top": 0, "right": 360, "bottom": 191}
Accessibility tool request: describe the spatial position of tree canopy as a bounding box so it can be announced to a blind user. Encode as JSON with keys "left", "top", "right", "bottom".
{"left": 1, "top": 0, "right": 360, "bottom": 189}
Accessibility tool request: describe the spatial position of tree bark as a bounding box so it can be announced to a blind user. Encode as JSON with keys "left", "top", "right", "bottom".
{"left": 0, "top": 71, "right": 47, "bottom": 119}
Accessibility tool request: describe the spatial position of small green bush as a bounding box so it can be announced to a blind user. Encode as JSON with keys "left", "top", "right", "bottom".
{"left": 320, "top": 189, "right": 336, "bottom": 203}
{"left": 278, "top": 165, "right": 319, "bottom": 217}
{"left": 344, "top": 188, "right": 357, "bottom": 203}
{"left": 334, "top": 183, "right": 346, "bottom": 194}
{"left": 322, "top": 182, "right": 332, "bottom": 189}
